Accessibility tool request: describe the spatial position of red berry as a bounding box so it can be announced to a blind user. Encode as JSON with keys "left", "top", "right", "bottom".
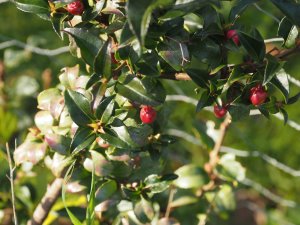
{"left": 226, "top": 29, "right": 240, "bottom": 46}
{"left": 214, "top": 104, "right": 228, "bottom": 118}
{"left": 140, "top": 106, "right": 157, "bottom": 124}
{"left": 67, "top": 0, "right": 84, "bottom": 15}
{"left": 250, "top": 84, "right": 267, "bottom": 106}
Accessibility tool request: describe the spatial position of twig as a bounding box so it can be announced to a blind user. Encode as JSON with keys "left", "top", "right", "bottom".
{"left": 27, "top": 178, "right": 64, "bottom": 225}
{"left": 220, "top": 146, "right": 300, "bottom": 177}
{"left": 165, "top": 95, "right": 300, "bottom": 132}
{"left": 0, "top": 40, "right": 69, "bottom": 56}
{"left": 208, "top": 116, "right": 231, "bottom": 168}
{"left": 165, "top": 186, "right": 176, "bottom": 218}
{"left": 241, "top": 178, "right": 297, "bottom": 207}
{"left": 6, "top": 143, "right": 18, "bottom": 225}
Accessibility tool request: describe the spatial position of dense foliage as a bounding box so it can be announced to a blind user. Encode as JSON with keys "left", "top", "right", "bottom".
{"left": 1, "top": 0, "right": 300, "bottom": 224}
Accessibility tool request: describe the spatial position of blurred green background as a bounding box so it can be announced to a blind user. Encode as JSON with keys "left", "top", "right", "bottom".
{"left": 0, "top": 1, "right": 300, "bottom": 225}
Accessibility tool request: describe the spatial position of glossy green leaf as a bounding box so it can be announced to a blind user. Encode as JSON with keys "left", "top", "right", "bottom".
{"left": 126, "top": 0, "right": 174, "bottom": 48}
{"left": 94, "top": 39, "right": 112, "bottom": 79}
{"left": 86, "top": 166, "right": 96, "bottom": 225}
{"left": 64, "top": 90, "right": 94, "bottom": 126}
{"left": 64, "top": 27, "right": 103, "bottom": 66}
{"left": 174, "top": 164, "right": 209, "bottom": 189}
{"left": 134, "top": 197, "right": 155, "bottom": 223}
{"left": 96, "top": 95, "right": 115, "bottom": 123}
{"left": 158, "top": 38, "right": 189, "bottom": 71}
{"left": 237, "top": 29, "right": 265, "bottom": 62}
{"left": 228, "top": 104, "right": 250, "bottom": 121}
{"left": 116, "top": 75, "right": 166, "bottom": 106}
{"left": 270, "top": 0, "right": 300, "bottom": 27}
{"left": 111, "top": 123, "right": 137, "bottom": 147}
{"left": 96, "top": 180, "right": 117, "bottom": 202}
{"left": 127, "top": 124, "right": 153, "bottom": 147}
{"left": 51, "top": 12, "right": 68, "bottom": 39}
{"left": 98, "top": 131, "right": 131, "bottom": 149}
{"left": 70, "top": 127, "right": 96, "bottom": 153}
{"left": 287, "top": 92, "right": 300, "bottom": 105}
{"left": 270, "top": 69, "right": 289, "bottom": 103}
{"left": 229, "top": 0, "right": 258, "bottom": 21}
{"left": 15, "top": 0, "right": 50, "bottom": 14}
{"left": 144, "top": 174, "right": 175, "bottom": 194}
{"left": 263, "top": 55, "right": 283, "bottom": 85}
{"left": 278, "top": 17, "right": 298, "bottom": 48}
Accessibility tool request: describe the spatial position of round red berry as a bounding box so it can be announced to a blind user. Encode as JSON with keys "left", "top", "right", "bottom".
{"left": 214, "top": 104, "right": 228, "bottom": 118}
{"left": 250, "top": 84, "right": 267, "bottom": 106}
{"left": 226, "top": 29, "right": 240, "bottom": 46}
{"left": 67, "top": 0, "right": 84, "bottom": 15}
{"left": 140, "top": 106, "right": 157, "bottom": 124}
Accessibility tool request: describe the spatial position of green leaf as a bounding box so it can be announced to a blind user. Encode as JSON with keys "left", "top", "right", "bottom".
{"left": 215, "top": 154, "right": 245, "bottom": 182}
{"left": 222, "top": 67, "right": 247, "bottom": 93}
{"left": 237, "top": 29, "right": 265, "bottom": 62}
{"left": 270, "top": 69, "right": 289, "bottom": 103}
{"left": 96, "top": 95, "right": 115, "bottom": 124}
{"left": 158, "top": 38, "right": 189, "bottom": 71}
{"left": 62, "top": 162, "right": 83, "bottom": 225}
{"left": 70, "top": 127, "right": 96, "bottom": 153}
{"left": 127, "top": 124, "right": 153, "bottom": 147}
{"left": 111, "top": 122, "right": 137, "bottom": 147}
{"left": 45, "top": 133, "right": 71, "bottom": 155}
{"left": 228, "top": 104, "right": 250, "bottom": 121}
{"left": 96, "top": 180, "right": 117, "bottom": 202}
{"left": 94, "top": 39, "right": 112, "bottom": 79}
{"left": 287, "top": 92, "right": 300, "bottom": 105}
{"left": 229, "top": 0, "right": 258, "bottom": 21}
{"left": 263, "top": 55, "right": 283, "bottom": 85}
{"left": 278, "top": 17, "right": 298, "bottom": 48}
{"left": 98, "top": 131, "right": 131, "bottom": 149}
{"left": 135, "top": 52, "right": 161, "bottom": 77}
{"left": 51, "top": 12, "right": 68, "bottom": 39}
{"left": 15, "top": 0, "right": 50, "bottom": 14}
{"left": 270, "top": 0, "right": 300, "bottom": 27}
{"left": 214, "top": 185, "right": 236, "bottom": 211}
{"left": 174, "top": 164, "right": 209, "bottom": 189}
{"left": 116, "top": 75, "right": 166, "bottom": 106}
{"left": 64, "top": 90, "right": 94, "bottom": 126}
{"left": 126, "top": 0, "right": 174, "bottom": 48}
{"left": 86, "top": 166, "right": 96, "bottom": 225}
{"left": 144, "top": 174, "right": 176, "bottom": 194}
{"left": 279, "top": 108, "right": 288, "bottom": 125}
{"left": 64, "top": 27, "right": 103, "bottom": 66}
{"left": 134, "top": 197, "right": 155, "bottom": 224}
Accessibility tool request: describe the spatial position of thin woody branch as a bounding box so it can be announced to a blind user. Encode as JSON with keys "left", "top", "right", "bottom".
{"left": 27, "top": 178, "right": 64, "bottom": 225}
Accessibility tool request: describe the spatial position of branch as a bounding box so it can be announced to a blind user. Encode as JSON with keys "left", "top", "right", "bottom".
{"left": 0, "top": 40, "right": 69, "bottom": 56}
{"left": 241, "top": 178, "right": 297, "bottom": 207}
{"left": 220, "top": 146, "right": 300, "bottom": 177}
{"left": 165, "top": 95, "right": 300, "bottom": 132}
{"left": 27, "top": 177, "right": 64, "bottom": 225}
{"left": 208, "top": 116, "right": 231, "bottom": 169}
{"left": 6, "top": 143, "right": 18, "bottom": 225}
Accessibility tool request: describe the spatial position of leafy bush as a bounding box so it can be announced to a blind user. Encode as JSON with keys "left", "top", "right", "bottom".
{"left": 1, "top": 0, "right": 300, "bottom": 225}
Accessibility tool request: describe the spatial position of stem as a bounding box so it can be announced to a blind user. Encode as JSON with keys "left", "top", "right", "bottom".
{"left": 27, "top": 178, "right": 64, "bottom": 225}
{"left": 165, "top": 186, "right": 176, "bottom": 218}
{"left": 209, "top": 116, "right": 232, "bottom": 168}
{"left": 6, "top": 143, "right": 18, "bottom": 225}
